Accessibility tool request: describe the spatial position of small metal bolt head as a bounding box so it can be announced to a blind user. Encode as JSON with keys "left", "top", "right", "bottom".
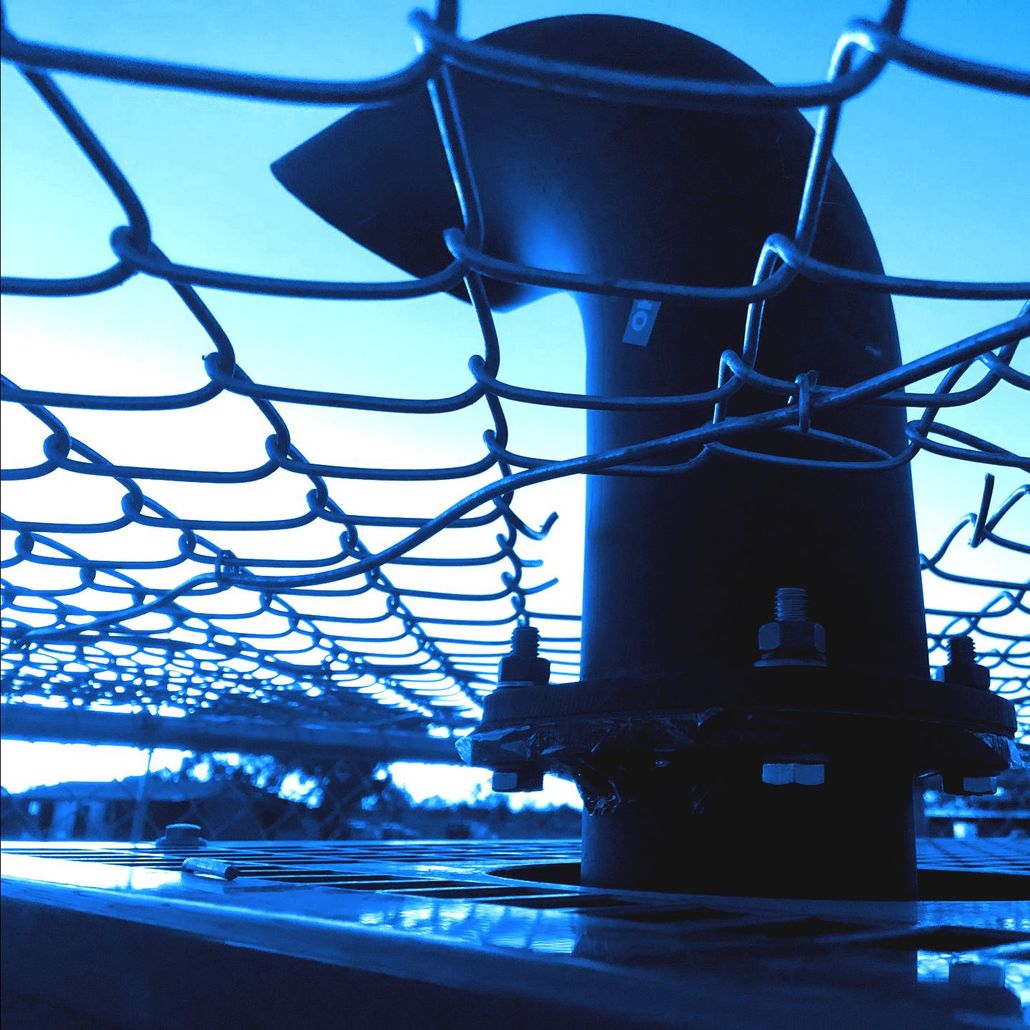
{"left": 156, "top": 823, "right": 206, "bottom": 847}
{"left": 492, "top": 767, "right": 544, "bottom": 793}
{"left": 941, "top": 775, "right": 997, "bottom": 797}
{"left": 761, "top": 762, "right": 825, "bottom": 786}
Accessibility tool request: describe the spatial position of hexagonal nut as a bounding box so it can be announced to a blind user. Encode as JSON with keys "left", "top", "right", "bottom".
{"left": 497, "top": 654, "right": 551, "bottom": 686}
{"left": 761, "top": 762, "right": 825, "bottom": 786}
{"left": 758, "top": 620, "right": 826, "bottom": 656}
{"left": 939, "top": 663, "right": 991, "bottom": 690}
{"left": 942, "top": 774, "right": 997, "bottom": 797}
{"left": 492, "top": 767, "right": 544, "bottom": 793}
{"left": 949, "top": 962, "right": 1005, "bottom": 988}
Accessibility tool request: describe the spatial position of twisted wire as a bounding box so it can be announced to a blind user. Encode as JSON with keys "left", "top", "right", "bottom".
{"left": 1, "top": 1, "right": 1027, "bottom": 744}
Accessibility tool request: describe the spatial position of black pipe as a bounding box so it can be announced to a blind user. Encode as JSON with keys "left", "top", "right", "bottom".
{"left": 272, "top": 15, "right": 928, "bottom": 897}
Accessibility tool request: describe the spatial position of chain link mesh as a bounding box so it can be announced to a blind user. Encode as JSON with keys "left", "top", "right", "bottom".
{"left": 1, "top": 2, "right": 1028, "bottom": 767}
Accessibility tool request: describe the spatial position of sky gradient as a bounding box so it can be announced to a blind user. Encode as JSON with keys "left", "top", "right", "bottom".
{"left": 2, "top": 0, "right": 1027, "bottom": 803}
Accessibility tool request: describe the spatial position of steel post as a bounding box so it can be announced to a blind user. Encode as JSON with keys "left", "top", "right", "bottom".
{"left": 272, "top": 14, "right": 1012, "bottom": 898}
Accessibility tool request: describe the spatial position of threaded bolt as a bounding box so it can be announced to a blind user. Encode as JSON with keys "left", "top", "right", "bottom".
{"left": 510, "top": 624, "right": 541, "bottom": 657}
{"left": 948, "top": 635, "right": 976, "bottom": 666}
{"left": 497, "top": 624, "right": 550, "bottom": 687}
{"left": 755, "top": 587, "right": 825, "bottom": 668}
{"left": 775, "top": 587, "right": 809, "bottom": 621}
{"left": 934, "top": 633, "right": 989, "bottom": 689}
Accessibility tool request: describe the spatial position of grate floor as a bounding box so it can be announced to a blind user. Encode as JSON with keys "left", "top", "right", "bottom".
{"left": 3, "top": 838, "right": 1028, "bottom": 1028}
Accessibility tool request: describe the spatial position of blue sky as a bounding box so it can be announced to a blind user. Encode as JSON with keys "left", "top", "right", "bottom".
{"left": 1, "top": 1, "right": 1027, "bottom": 805}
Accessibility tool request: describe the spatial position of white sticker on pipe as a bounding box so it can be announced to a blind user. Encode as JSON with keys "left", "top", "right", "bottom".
{"left": 622, "top": 299, "right": 661, "bottom": 346}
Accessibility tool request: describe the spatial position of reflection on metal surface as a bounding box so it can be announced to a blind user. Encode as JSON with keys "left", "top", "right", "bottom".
{"left": 918, "top": 953, "right": 1030, "bottom": 1013}
{"left": 3, "top": 839, "right": 1028, "bottom": 1026}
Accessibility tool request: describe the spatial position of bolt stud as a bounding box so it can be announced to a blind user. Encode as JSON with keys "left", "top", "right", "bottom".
{"left": 497, "top": 623, "right": 551, "bottom": 687}
{"left": 948, "top": 635, "right": 976, "bottom": 666}
{"left": 934, "top": 634, "right": 990, "bottom": 690}
{"left": 510, "top": 624, "right": 541, "bottom": 657}
{"left": 775, "top": 587, "right": 809, "bottom": 621}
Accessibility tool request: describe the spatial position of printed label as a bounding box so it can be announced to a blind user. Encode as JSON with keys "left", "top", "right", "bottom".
{"left": 621, "top": 298, "right": 661, "bottom": 347}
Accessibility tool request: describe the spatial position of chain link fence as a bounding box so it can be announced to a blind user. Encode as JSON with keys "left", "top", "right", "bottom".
{"left": 1, "top": 0, "right": 1028, "bottom": 808}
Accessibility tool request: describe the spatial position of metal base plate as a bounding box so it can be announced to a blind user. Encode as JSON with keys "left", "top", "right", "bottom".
{"left": 2, "top": 838, "right": 1029, "bottom": 1028}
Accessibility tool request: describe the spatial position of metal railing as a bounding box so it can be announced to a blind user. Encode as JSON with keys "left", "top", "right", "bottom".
{"left": 1, "top": 1, "right": 1027, "bottom": 750}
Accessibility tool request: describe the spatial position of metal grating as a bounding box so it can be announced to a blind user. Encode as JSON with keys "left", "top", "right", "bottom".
{"left": 4, "top": 837, "right": 1027, "bottom": 895}
{"left": 3, "top": 839, "right": 1029, "bottom": 1024}
{"left": 919, "top": 838, "right": 1030, "bottom": 875}
{"left": 3, "top": 837, "right": 1027, "bottom": 943}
